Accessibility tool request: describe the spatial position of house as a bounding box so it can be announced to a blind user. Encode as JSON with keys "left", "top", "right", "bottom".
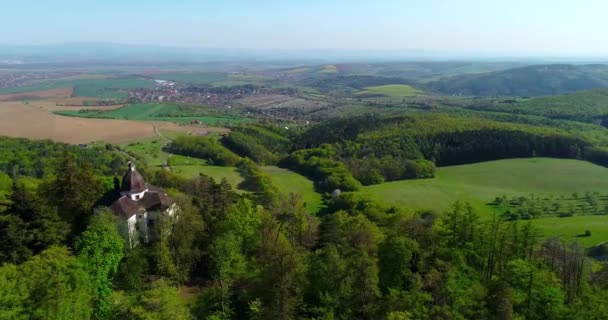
{"left": 109, "top": 162, "right": 178, "bottom": 248}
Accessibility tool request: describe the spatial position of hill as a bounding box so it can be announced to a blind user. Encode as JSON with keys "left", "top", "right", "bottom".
{"left": 426, "top": 64, "right": 608, "bottom": 96}
{"left": 467, "top": 89, "right": 608, "bottom": 123}
{"left": 360, "top": 158, "right": 608, "bottom": 246}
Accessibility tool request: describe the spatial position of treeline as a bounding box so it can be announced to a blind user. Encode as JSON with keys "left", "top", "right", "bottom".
{"left": 0, "top": 137, "right": 125, "bottom": 178}
{"left": 237, "top": 159, "right": 280, "bottom": 207}
{"left": 221, "top": 125, "right": 291, "bottom": 165}
{"left": 170, "top": 136, "right": 241, "bottom": 166}
{"left": 415, "top": 128, "right": 588, "bottom": 166}
{"left": 297, "top": 114, "right": 604, "bottom": 168}
{"left": 282, "top": 145, "right": 362, "bottom": 192}
{"left": 344, "top": 156, "right": 435, "bottom": 185}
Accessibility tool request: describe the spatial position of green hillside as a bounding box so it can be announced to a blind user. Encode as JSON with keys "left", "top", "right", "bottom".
{"left": 361, "top": 158, "right": 608, "bottom": 212}
{"left": 427, "top": 64, "right": 608, "bottom": 96}
{"left": 477, "top": 89, "right": 608, "bottom": 122}
{"left": 361, "top": 158, "right": 608, "bottom": 247}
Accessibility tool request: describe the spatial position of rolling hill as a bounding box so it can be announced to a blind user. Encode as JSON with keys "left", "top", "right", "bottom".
{"left": 426, "top": 64, "right": 608, "bottom": 96}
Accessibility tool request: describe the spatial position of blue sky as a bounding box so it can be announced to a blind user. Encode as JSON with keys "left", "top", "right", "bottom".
{"left": 1, "top": 0, "right": 607, "bottom": 56}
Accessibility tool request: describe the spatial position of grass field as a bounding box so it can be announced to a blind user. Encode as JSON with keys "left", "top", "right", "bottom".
{"left": 261, "top": 166, "right": 323, "bottom": 213}
{"left": 168, "top": 155, "right": 244, "bottom": 189}
{"left": 122, "top": 137, "right": 171, "bottom": 167}
{"left": 361, "top": 158, "right": 608, "bottom": 212}
{"left": 355, "top": 84, "right": 423, "bottom": 97}
{"left": 56, "top": 103, "right": 248, "bottom": 125}
{"left": 360, "top": 158, "right": 608, "bottom": 247}
{"left": 530, "top": 216, "right": 608, "bottom": 248}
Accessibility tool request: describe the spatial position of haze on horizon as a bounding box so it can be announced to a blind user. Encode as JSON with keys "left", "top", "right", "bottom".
{"left": 1, "top": 0, "right": 607, "bottom": 57}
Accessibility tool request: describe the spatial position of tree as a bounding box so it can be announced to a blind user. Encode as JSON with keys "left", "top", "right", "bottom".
{"left": 378, "top": 236, "right": 419, "bottom": 293}
{"left": 168, "top": 199, "right": 204, "bottom": 286}
{"left": 40, "top": 153, "right": 103, "bottom": 239}
{"left": 258, "top": 214, "right": 306, "bottom": 320}
{"left": 305, "top": 244, "right": 350, "bottom": 318}
{"left": 20, "top": 246, "right": 94, "bottom": 320}
{"left": 0, "top": 263, "right": 29, "bottom": 320}
{"left": 112, "top": 279, "right": 191, "bottom": 320}
{"left": 76, "top": 210, "right": 125, "bottom": 320}
{"left": 209, "top": 232, "right": 243, "bottom": 317}
{"left": 504, "top": 259, "right": 566, "bottom": 320}
{"left": 0, "top": 214, "right": 32, "bottom": 264}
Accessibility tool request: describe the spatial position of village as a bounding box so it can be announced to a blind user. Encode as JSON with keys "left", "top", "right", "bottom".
{"left": 128, "top": 82, "right": 268, "bottom": 106}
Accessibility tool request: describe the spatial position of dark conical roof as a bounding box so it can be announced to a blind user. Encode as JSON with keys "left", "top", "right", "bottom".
{"left": 121, "top": 162, "right": 147, "bottom": 194}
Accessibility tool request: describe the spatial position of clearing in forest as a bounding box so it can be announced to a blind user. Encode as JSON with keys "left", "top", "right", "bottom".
{"left": 262, "top": 166, "right": 323, "bottom": 213}
{"left": 355, "top": 84, "right": 423, "bottom": 97}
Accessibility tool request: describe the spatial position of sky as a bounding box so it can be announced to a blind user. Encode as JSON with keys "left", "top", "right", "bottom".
{"left": 1, "top": 0, "right": 607, "bottom": 56}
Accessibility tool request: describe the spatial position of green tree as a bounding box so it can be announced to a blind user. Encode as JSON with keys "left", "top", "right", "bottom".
{"left": 210, "top": 232, "right": 243, "bottom": 317}
{"left": 40, "top": 153, "right": 103, "bottom": 239}
{"left": 112, "top": 279, "right": 191, "bottom": 320}
{"left": 76, "top": 210, "right": 125, "bottom": 320}
{"left": 378, "top": 236, "right": 419, "bottom": 293}
{"left": 168, "top": 200, "right": 204, "bottom": 286}
{"left": 258, "top": 214, "right": 306, "bottom": 320}
{"left": 504, "top": 259, "right": 566, "bottom": 320}
{"left": 20, "top": 246, "right": 94, "bottom": 320}
{"left": 0, "top": 263, "right": 29, "bottom": 320}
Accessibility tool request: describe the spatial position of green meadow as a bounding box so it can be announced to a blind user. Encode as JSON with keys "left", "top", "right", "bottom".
{"left": 355, "top": 84, "right": 423, "bottom": 97}
{"left": 261, "top": 166, "right": 323, "bottom": 213}
{"left": 169, "top": 155, "right": 245, "bottom": 190}
{"left": 361, "top": 158, "right": 608, "bottom": 247}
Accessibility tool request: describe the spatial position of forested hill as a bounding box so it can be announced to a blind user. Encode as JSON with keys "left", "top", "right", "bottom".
{"left": 467, "top": 89, "right": 608, "bottom": 123}
{"left": 426, "top": 64, "right": 608, "bottom": 96}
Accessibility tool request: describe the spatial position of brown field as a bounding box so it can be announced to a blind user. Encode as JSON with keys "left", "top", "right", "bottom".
{"left": 0, "top": 87, "right": 73, "bottom": 101}
{"left": 0, "top": 101, "right": 228, "bottom": 144}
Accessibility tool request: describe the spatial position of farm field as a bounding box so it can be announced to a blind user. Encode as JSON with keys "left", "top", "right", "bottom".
{"left": 360, "top": 158, "right": 608, "bottom": 247}
{"left": 261, "top": 166, "right": 323, "bottom": 213}
{"left": 0, "top": 87, "right": 73, "bottom": 101}
{"left": 56, "top": 103, "right": 248, "bottom": 125}
{"left": 0, "top": 77, "right": 154, "bottom": 98}
{"left": 355, "top": 84, "right": 423, "bottom": 97}
{"left": 0, "top": 101, "right": 215, "bottom": 144}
